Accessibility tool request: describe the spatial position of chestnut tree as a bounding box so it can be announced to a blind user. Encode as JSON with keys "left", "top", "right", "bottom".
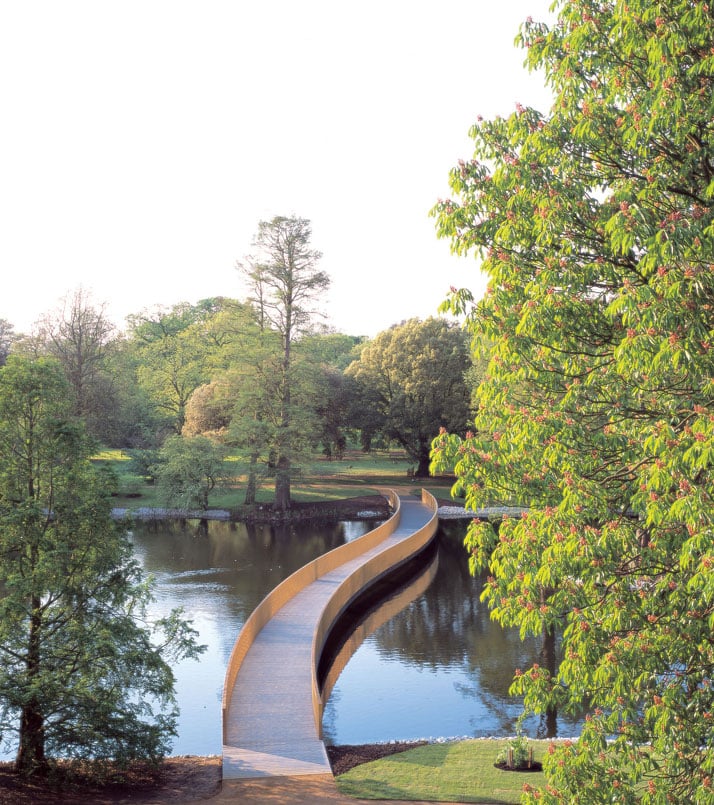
{"left": 431, "top": 1, "right": 714, "bottom": 802}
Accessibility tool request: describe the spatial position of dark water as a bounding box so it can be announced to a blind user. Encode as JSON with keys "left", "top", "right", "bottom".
{"left": 322, "top": 521, "right": 583, "bottom": 745}
{"left": 128, "top": 517, "right": 380, "bottom": 758}
{"left": 0, "top": 518, "right": 582, "bottom": 761}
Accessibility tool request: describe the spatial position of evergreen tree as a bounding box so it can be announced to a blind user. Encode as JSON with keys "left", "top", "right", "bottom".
{"left": 0, "top": 356, "right": 203, "bottom": 775}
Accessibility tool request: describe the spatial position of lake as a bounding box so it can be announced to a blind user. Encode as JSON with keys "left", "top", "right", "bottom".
{"left": 134, "top": 517, "right": 581, "bottom": 755}
{"left": 0, "top": 516, "right": 581, "bottom": 762}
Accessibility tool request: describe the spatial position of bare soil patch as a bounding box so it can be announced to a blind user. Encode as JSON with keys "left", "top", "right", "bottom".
{"left": 0, "top": 744, "right": 425, "bottom": 804}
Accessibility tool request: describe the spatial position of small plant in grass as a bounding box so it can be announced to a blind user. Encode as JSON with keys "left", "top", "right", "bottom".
{"left": 495, "top": 721, "right": 536, "bottom": 770}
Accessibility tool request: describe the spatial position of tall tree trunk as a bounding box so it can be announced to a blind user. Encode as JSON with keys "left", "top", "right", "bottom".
{"left": 274, "top": 454, "right": 291, "bottom": 511}
{"left": 540, "top": 587, "right": 558, "bottom": 739}
{"left": 275, "top": 321, "right": 292, "bottom": 511}
{"left": 244, "top": 452, "right": 259, "bottom": 505}
{"left": 15, "top": 597, "right": 46, "bottom": 775}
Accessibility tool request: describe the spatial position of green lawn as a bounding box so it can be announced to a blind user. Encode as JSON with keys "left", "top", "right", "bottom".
{"left": 336, "top": 739, "right": 546, "bottom": 803}
{"left": 93, "top": 448, "right": 457, "bottom": 511}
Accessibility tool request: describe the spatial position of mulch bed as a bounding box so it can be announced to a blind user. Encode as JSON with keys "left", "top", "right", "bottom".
{"left": 325, "top": 741, "right": 428, "bottom": 776}
{"left": 0, "top": 743, "right": 424, "bottom": 803}
{"left": 494, "top": 760, "right": 543, "bottom": 772}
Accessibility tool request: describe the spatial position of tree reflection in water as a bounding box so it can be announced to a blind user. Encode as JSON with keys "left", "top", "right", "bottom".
{"left": 322, "top": 522, "right": 584, "bottom": 745}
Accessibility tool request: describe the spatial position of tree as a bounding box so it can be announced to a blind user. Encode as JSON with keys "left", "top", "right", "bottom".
{"left": 0, "top": 319, "right": 15, "bottom": 366}
{"left": 126, "top": 303, "right": 213, "bottom": 436}
{"left": 431, "top": 1, "right": 714, "bottom": 801}
{"left": 97, "top": 336, "right": 165, "bottom": 448}
{"left": 182, "top": 381, "right": 233, "bottom": 437}
{"left": 346, "top": 317, "right": 472, "bottom": 476}
{"left": 302, "top": 332, "right": 364, "bottom": 459}
{"left": 237, "top": 216, "right": 330, "bottom": 510}
{"left": 155, "top": 435, "right": 227, "bottom": 512}
{"left": 35, "top": 289, "right": 118, "bottom": 440}
{"left": 0, "top": 355, "right": 203, "bottom": 775}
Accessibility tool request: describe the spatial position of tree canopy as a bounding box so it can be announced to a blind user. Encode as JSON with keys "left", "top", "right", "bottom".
{"left": 237, "top": 216, "right": 330, "bottom": 509}
{"left": 347, "top": 317, "right": 472, "bottom": 476}
{"left": 155, "top": 434, "right": 227, "bottom": 512}
{"left": 431, "top": 1, "right": 714, "bottom": 802}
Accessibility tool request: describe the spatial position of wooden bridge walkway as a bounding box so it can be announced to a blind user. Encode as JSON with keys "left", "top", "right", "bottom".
{"left": 222, "top": 491, "right": 437, "bottom": 779}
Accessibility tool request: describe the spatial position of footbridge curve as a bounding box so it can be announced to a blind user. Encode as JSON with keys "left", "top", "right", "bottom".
{"left": 221, "top": 489, "right": 438, "bottom": 779}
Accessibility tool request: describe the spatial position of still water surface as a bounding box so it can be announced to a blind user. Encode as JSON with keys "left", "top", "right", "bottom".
{"left": 130, "top": 517, "right": 582, "bottom": 756}
{"left": 0, "top": 517, "right": 581, "bottom": 762}
{"left": 129, "top": 517, "right": 378, "bottom": 758}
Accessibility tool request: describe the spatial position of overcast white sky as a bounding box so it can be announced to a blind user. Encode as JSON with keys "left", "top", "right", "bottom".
{"left": 1, "top": 1, "right": 554, "bottom": 337}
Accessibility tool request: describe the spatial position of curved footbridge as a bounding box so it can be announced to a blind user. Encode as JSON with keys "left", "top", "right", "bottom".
{"left": 221, "top": 489, "right": 438, "bottom": 780}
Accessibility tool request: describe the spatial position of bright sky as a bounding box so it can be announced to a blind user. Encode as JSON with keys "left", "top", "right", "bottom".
{"left": 1, "top": 1, "right": 553, "bottom": 338}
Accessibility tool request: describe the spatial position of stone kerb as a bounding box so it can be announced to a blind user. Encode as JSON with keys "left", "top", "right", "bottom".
{"left": 310, "top": 489, "right": 439, "bottom": 738}
{"left": 221, "top": 490, "right": 401, "bottom": 735}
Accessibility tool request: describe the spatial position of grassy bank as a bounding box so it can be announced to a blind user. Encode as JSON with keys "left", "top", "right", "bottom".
{"left": 336, "top": 739, "right": 546, "bottom": 803}
{"left": 92, "top": 448, "right": 457, "bottom": 512}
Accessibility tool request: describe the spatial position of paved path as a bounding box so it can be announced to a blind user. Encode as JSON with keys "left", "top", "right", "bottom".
{"left": 222, "top": 496, "right": 435, "bottom": 780}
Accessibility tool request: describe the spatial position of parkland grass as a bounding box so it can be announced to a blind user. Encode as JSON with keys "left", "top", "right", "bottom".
{"left": 94, "top": 448, "right": 457, "bottom": 512}
{"left": 335, "top": 739, "right": 546, "bottom": 803}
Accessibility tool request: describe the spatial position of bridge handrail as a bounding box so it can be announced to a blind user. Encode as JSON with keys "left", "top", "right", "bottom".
{"left": 221, "top": 489, "right": 401, "bottom": 736}
{"left": 310, "top": 488, "right": 439, "bottom": 737}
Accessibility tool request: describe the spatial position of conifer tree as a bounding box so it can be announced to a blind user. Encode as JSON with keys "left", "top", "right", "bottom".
{"left": 0, "top": 356, "right": 203, "bottom": 775}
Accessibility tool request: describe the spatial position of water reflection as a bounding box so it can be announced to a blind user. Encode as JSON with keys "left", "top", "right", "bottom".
{"left": 130, "top": 517, "right": 381, "bottom": 757}
{"left": 321, "top": 522, "right": 583, "bottom": 745}
{"left": 0, "top": 517, "right": 581, "bottom": 763}
{"left": 319, "top": 542, "right": 440, "bottom": 711}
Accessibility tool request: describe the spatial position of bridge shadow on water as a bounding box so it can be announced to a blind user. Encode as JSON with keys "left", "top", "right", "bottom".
{"left": 317, "top": 537, "right": 440, "bottom": 713}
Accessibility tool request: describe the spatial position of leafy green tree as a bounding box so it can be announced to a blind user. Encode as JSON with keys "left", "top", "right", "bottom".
{"left": 182, "top": 381, "right": 233, "bottom": 437}
{"left": 97, "top": 337, "right": 166, "bottom": 448}
{"left": 220, "top": 322, "right": 283, "bottom": 505}
{"left": 155, "top": 435, "right": 228, "bottom": 511}
{"left": 126, "top": 303, "right": 214, "bottom": 435}
{"left": 431, "top": 1, "right": 714, "bottom": 801}
{"left": 237, "top": 216, "right": 330, "bottom": 509}
{"left": 0, "top": 356, "right": 203, "bottom": 775}
{"left": 0, "top": 319, "right": 15, "bottom": 366}
{"left": 312, "top": 365, "right": 349, "bottom": 459}
{"left": 302, "top": 332, "right": 364, "bottom": 459}
{"left": 346, "top": 317, "right": 472, "bottom": 476}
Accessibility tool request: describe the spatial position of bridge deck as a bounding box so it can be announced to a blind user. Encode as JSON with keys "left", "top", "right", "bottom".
{"left": 222, "top": 495, "right": 435, "bottom": 779}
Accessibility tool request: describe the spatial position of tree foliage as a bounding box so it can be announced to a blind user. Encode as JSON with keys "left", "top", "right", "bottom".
{"left": 237, "top": 216, "right": 330, "bottom": 509}
{"left": 126, "top": 303, "right": 216, "bottom": 436}
{"left": 0, "top": 356, "right": 203, "bottom": 775}
{"left": 431, "top": 1, "right": 714, "bottom": 802}
{"left": 347, "top": 317, "right": 472, "bottom": 476}
{"left": 0, "top": 319, "right": 15, "bottom": 366}
{"left": 182, "top": 381, "right": 233, "bottom": 437}
{"left": 155, "top": 434, "right": 227, "bottom": 511}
